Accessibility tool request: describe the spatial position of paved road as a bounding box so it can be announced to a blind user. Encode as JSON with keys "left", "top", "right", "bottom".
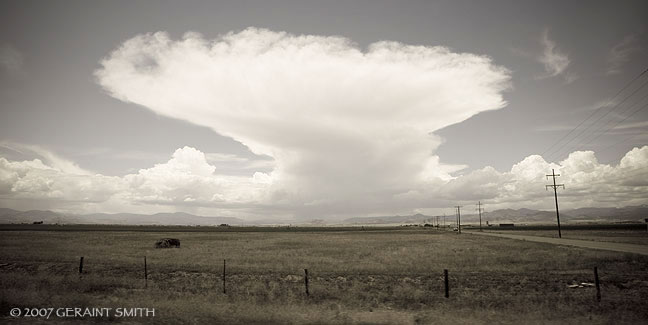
{"left": 466, "top": 231, "right": 648, "bottom": 256}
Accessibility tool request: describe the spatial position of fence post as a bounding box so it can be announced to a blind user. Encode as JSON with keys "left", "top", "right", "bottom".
{"left": 594, "top": 267, "right": 601, "bottom": 302}
{"left": 444, "top": 269, "right": 449, "bottom": 298}
{"left": 223, "top": 259, "right": 226, "bottom": 294}
{"left": 144, "top": 256, "right": 148, "bottom": 288}
{"left": 304, "top": 269, "right": 310, "bottom": 297}
{"left": 79, "top": 256, "right": 84, "bottom": 274}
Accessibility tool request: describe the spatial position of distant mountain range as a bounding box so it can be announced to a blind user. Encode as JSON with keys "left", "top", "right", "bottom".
{"left": 343, "top": 213, "right": 433, "bottom": 225}
{"left": 1, "top": 205, "right": 646, "bottom": 226}
{"left": 342, "top": 206, "right": 648, "bottom": 225}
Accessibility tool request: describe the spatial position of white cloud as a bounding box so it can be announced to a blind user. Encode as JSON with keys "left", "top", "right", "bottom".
{"left": 1, "top": 145, "right": 647, "bottom": 218}
{"left": 440, "top": 147, "right": 648, "bottom": 210}
{"left": 0, "top": 146, "right": 273, "bottom": 216}
{"left": 0, "top": 141, "right": 89, "bottom": 175}
{"left": 607, "top": 35, "right": 640, "bottom": 75}
{"left": 0, "top": 156, "right": 123, "bottom": 203}
{"left": 205, "top": 152, "right": 275, "bottom": 175}
{"left": 537, "top": 29, "right": 575, "bottom": 83}
{"left": 93, "top": 27, "right": 511, "bottom": 216}
{"left": 2, "top": 28, "right": 643, "bottom": 219}
{"left": 121, "top": 146, "right": 271, "bottom": 205}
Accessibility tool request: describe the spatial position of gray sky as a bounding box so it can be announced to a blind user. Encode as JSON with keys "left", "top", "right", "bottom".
{"left": 1, "top": 0, "right": 647, "bottom": 220}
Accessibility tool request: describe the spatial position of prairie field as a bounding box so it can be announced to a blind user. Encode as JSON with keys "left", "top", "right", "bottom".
{"left": 1, "top": 226, "right": 647, "bottom": 324}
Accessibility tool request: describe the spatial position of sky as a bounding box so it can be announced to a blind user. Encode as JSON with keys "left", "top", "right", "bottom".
{"left": 1, "top": 0, "right": 647, "bottom": 221}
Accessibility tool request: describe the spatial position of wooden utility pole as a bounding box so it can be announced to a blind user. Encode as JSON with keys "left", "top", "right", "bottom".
{"left": 546, "top": 169, "right": 565, "bottom": 238}
{"left": 477, "top": 201, "right": 484, "bottom": 232}
{"left": 455, "top": 206, "right": 462, "bottom": 234}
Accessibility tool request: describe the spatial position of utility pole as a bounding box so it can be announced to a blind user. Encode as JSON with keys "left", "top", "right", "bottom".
{"left": 455, "top": 206, "right": 462, "bottom": 234}
{"left": 476, "top": 201, "right": 483, "bottom": 232}
{"left": 443, "top": 213, "right": 446, "bottom": 229}
{"left": 546, "top": 169, "right": 565, "bottom": 238}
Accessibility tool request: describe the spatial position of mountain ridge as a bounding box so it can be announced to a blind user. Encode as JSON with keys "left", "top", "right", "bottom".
{"left": 0, "top": 205, "right": 646, "bottom": 226}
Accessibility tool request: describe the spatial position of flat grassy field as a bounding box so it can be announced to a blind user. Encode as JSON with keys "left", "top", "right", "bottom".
{"left": 1, "top": 227, "right": 647, "bottom": 324}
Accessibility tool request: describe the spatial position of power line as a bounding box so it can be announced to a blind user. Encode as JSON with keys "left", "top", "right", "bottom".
{"left": 549, "top": 87, "right": 648, "bottom": 161}
{"left": 545, "top": 74, "right": 648, "bottom": 162}
{"left": 533, "top": 71, "right": 647, "bottom": 222}
{"left": 540, "top": 68, "right": 648, "bottom": 157}
{"left": 541, "top": 68, "right": 648, "bottom": 158}
{"left": 579, "top": 101, "right": 648, "bottom": 150}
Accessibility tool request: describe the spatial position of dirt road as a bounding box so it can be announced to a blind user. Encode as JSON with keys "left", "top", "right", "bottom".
{"left": 467, "top": 231, "right": 648, "bottom": 256}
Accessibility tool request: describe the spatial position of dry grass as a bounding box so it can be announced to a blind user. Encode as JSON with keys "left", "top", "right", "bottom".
{"left": 1, "top": 228, "right": 647, "bottom": 324}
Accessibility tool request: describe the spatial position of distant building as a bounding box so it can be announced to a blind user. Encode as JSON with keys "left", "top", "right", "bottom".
{"left": 499, "top": 223, "right": 514, "bottom": 227}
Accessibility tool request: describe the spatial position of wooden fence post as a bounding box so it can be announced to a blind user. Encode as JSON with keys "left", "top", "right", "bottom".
{"left": 144, "top": 256, "right": 148, "bottom": 288}
{"left": 594, "top": 267, "right": 601, "bottom": 302}
{"left": 223, "top": 259, "right": 226, "bottom": 294}
{"left": 78, "top": 256, "right": 84, "bottom": 274}
{"left": 444, "top": 269, "right": 449, "bottom": 298}
{"left": 304, "top": 269, "right": 310, "bottom": 297}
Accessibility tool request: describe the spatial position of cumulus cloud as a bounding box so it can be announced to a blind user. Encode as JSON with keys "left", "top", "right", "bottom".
{"left": 0, "top": 155, "right": 122, "bottom": 203}
{"left": 0, "top": 141, "right": 89, "bottom": 175}
{"left": 537, "top": 29, "right": 575, "bottom": 83}
{"left": 0, "top": 146, "right": 273, "bottom": 216}
{"left": 121, "top": 146, "right": 271, "bottom": 205}
{"left": 606, "top": 35, "right": 640, "bottom": 75}
{"left": 4, "top": 28, "right": 643, "bottom": 219}
{"left": 1, "top": 145, "right": 647, "bottom": 218}
{"left": 440, "top": 146, "right": 648, "bottom": 210}
{"left": 94, "top": 27, "right": 511, "bottom": 215}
